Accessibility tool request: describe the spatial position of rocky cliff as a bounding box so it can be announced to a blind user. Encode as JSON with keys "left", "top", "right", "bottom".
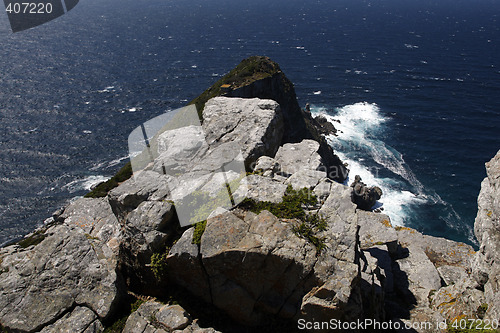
{"left": 0, "top": 57, "right": 499, "bottom": 333}
{"left": 472, "top": 150, "right": 500, "bottom": 321}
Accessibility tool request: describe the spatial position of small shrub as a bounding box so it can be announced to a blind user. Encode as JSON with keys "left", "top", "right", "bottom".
{"left": 18, "top": 231, "right": 46, "bottom": 248}
{"left": 130, "top": 298, "right": 146, "bottom": 313}
{"left": 292, "top": 222, "right": 326, "bottom": 254}
{"left": 150, "top": 252, "right": 168, "bottom": 281}
{"left": 103, "top": 296, "right": 146, "bottom": 333}
{"left": 239, "top": 185, "right": 327, "bottom": 254}
{"left": 428, "top": 289, "right": 436, "bottom": 303}
{"left": 192, "top": 220, "right": 207, "bottom": 245}
{"left": 103, "top": 317, "right": 127, "bottom": 333}
{"left": 477, "top": 303, "right": 488, "bottom": 319}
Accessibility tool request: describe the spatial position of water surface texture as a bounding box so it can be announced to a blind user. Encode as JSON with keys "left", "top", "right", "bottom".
{"left": 0, "top": 0, "right": 499, "bottom": 246}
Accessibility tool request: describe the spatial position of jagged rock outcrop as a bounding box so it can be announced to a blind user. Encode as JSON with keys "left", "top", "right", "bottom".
{"left": 312, "top": 115, "right": 337, "bottom": 136}
{"left": 357, "top": 211, "right": 483, "bottom": 332}
{"left": 350, "top": 175, "right": 382, "bottom": 211}
{"left": 190, "top": 56, "right": 347, "bottom": 182}
{"left": 472, "top": 149, "right": 500, "bottom": 320}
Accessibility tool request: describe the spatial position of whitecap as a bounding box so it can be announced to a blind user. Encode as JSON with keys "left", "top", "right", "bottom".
{"left": 312, "top": 103, "right": 428, "bottom": 225}
{"left": 62, "top": 175, "right": 110, "bottom": 193}
{"left": 106, "top": 155, "right": 130, "bottom": 168}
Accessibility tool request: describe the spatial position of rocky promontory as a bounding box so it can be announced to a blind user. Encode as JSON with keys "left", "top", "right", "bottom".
{"left": 1, "top": 56, "right": 499, "bottom": 333}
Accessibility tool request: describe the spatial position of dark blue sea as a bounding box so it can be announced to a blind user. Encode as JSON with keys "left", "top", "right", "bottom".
{"left": 1, "top": 0, "right": 499, "bottom": 246}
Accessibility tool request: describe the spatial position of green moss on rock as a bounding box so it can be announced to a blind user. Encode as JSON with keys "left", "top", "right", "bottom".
{"left": 239, "top": 185, "right": 327, "bottom": 254}
{"left": 192, "top": 220, "right": 207, "bottom": 245}
{"left": 18, "top": 230, "right": 46, "bottom": 249}
{"left": 84, "top": 162, "right": 133, "bottom": 198}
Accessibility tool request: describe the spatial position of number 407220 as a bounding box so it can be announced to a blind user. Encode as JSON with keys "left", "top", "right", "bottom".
{"left": 5, "top": 2, "right": 53, "bottom": 14}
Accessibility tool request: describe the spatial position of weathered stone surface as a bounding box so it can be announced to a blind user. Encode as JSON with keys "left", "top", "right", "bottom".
{"left": 312, "top": 178, "right": 332, "bottom": 203}
{"left": 122, "top": 301, "right": 166, "bottom": 333}
{"left": 166, "top": 228, "right": 211, "bottom": 303}
{"left": 39, "top": 306, "right": 103, "bottom": 333}
{"left": 202, "top": 97, "right": 284, "bottom": 167}
{"left": 473, "top": 149, "right": 500, "bottom": 320}
{"left": 0, "top": 224, "right": 121, "bottom": 332}
{"left": 122, "top": 301, "right": 218, "bottom": 333}
{"left": 233, "top": 174, "right": 287, "bottom": 203}
{"left": 318, "top": 181, "right": 358, "bottom": 263}
{"left": 154, "top": 125, "right": 209, "bottom": 175}
{"left": 171, "top": 179, "right": 362, "bottom": 325}
{"left": 437, "top": 265, "right": 469, "bottom": 286}
{"left": 298, "top": 182, "right": 362, "bottom": 323}
{"left": 357, "top": 211, "right": 397, "bottom": 250}
{"left": 274, "top": 139, "right": 322, "bottom": 175}
{"left": 430, "top": 281, "right": 485, "bottom": 323}
{"left": 126, "top": 200, "right": 175, "bottom": 234}
{"left": 394, "top": 242, "right": 442, "bottom": 305}
{"left": 396, "top": 227, "right": 475, "bottom": 269}
{"left": 173, "top": 320, "right": 221, "bottom": 333}
{"left": 253, "top": 155, "right": 281, "bottom": 176}
{"left": 59, "top": 197, "right": 122, "bottom": 263}
{"left": 108, "top": 171, "right": 171, "bottom": 219}
{"left": 285, "top": 169, "right": 326, "bottom": 190}
{"left": 155, "top": 304, "right": 191, "bottom": 331}
{"left": 200, "top": 210, "right": 317, "bottom": 324}
{"left": 169, "top": 209, "right": 332, "bottom": 324}
{"left": 299, "top": 259, "right": 361, "bottom": 323}
{"left": 359, "top": 250, "right": 385, "bottom": 321}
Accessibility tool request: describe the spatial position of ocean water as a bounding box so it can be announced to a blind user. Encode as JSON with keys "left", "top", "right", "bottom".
{"left": 0, "top": 0, "right": 499, "bottom": 246}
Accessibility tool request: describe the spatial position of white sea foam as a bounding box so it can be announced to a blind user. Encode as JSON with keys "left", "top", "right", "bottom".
{"left": 62, "top": 175, "right": 110, "bottom": 193}
{"left": 313, "top": 103, "right": 473, "bottom": 238}
{"left": 312, "top": 103, "right": 427, "bottom": 225}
